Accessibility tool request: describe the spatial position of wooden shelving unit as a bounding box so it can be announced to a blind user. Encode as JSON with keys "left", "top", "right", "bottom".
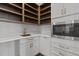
{"left": 40, "top": 3, "right": 51, "bottom": 24}
{"left": 25, "top": 3, "right": 38, "bottom": 11}
{"left": 0, "top": 3, "right": 38, "bottom": 24}
{"left": 0, "top": 3, "right": 22, "bottom": 16}
{"left": 8, "top": 3, "right": 22, "bottom": 9}
{"left": 0, "top": 3, "right": 51, "bottom": 24}
{"left": 0, "top": 7, "right": 22, "bottom": 16}
{"left": 0, "top": 3, "right": 22, "bottom": 22}
{"left": 24, "top": 3, "right": 38, "bottom": 24}
{"left": 41, "top": 11, "right": 51, "bottom": 16}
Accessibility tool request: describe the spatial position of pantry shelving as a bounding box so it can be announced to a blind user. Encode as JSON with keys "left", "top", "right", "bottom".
{"left": 8, "top": 3, "right": 22, "bottom": 9}
{"left": 0, "top": 3, "right": 22, "bottom": 16}
{"left": 40, "top": 3, "right": 51, "bottom": 24}
{"left": 0, "top": 3, "right": 51, "bottom": 24}
{"left": 40, "top": 11, "right": 51, "bottom": 16}
{"left": 41, "top": 5, "right": 51, "bottom": 11}
{"left": 0, "top": 3, "right": 22, "bottom": 22}
{"left": 25, "top": 3, "right": 38, "bottom": 11}
{"left": 0, "top": 7, "right": 22, "bottom": 16}
{"left": 24, "top": 3, "right": 38, "bottom": 24}
{"left": 0, "top": 3, "right": 38, "bottom": 24}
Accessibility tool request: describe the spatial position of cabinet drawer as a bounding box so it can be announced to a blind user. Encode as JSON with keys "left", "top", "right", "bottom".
{"left": 51, "top": 46, "right": 62, "bottom": 56}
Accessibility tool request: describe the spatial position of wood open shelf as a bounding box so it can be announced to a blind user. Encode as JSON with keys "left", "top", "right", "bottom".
{"left": 13, "top": 3, "right": 22, "bottom": 8}
{"left": 8, "top": 3, "right": 22, "bottom": 9}
{"left": 41, "top": 5, "right": 51, "bottom": 12}
{"left": 40, "top": 19, "right": 51, "bottom": 24}
{"left": 24, "top": 17, "right": 38, "bottom": 24}
{"left": 24, "top": 15, "right": 38, "bottom": 20}
{"left": 40, "top": 11, "right": 51, "bottom": 16}
{"left": 0, "top": 3, "right": 38, "bottom": 24}
{"left": 41, "top": 16, "right": 51, "bottom": 20}
{"left": 0, "top": 7, "right": 22, "bottom": 16}
{"left": 24, "top": 3, "right": 38, "bottom": 23}
{"left": 40, "top": 3, "right": 51, "bottom": 24}
{"left": 24, "top": 10, "right": 38, "bottom": 19}
{"left": 0, "top": 3, "right": 22, "bottom": 15}
{"left": 24, "top": 9, "right": 38, "bottom": 16}
{"left": 25, "top": 4, "right": 38, "bottom": 14}
{"left": 0, "top": 10, "right": 22, "bottom": 22}
{"left": 0, "top": 3, "right": 51, "bottom": 24}
{"left": 40, "top": 5, "right": 51, "bottom": 15}
{"left": 40, "top": 3, "right": 51, "bottom": 11}
{"left": 25, "top": 3, "right": 38, "bottom": 11}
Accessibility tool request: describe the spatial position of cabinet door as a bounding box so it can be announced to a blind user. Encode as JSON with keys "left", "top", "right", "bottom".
{"left": 51, "top": 37, "right": 79, "bottom": 56}
{"left": 65, "top": 3, "right": 79, "bottom": 15}
{"left": 31, "top": 36, "right": 40, "bottom": 55}
{"left": 51, "top": 3, "right": 64, "bottom": 18}
{"left": 40, "top": 37, "right": 51, "bottom": 56}
{"left": 0, "top": 41, "right": 15, "bottom": 56}
{"left": 20, "top": 38, "right": 32, "bottom": 56}
{"left": 52, "top": 3, "right": 79, "bottom": 18}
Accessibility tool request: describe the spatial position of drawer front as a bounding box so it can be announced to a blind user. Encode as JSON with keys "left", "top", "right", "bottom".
{"left": 51, "top": 38, "right": 79, "bottom": 56}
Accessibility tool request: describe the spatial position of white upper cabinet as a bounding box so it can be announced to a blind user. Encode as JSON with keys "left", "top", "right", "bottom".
{"left": 65, "top": 3, "right": 79, "bottom": 15}
{"left": 52, "top": 3, "right": 79, "bottom": 18}
{"left": 51, "top": 3, "right": 65, "bottom": 18}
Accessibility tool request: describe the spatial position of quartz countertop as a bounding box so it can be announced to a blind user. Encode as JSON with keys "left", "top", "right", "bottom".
{"left": 0, "top": 34, "right": 40, "bottom": 43}
{"left": 0, "top": 34, "right": 51, "bottom": 43}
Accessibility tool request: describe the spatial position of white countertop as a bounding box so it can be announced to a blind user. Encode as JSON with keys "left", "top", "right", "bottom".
{"left": 0, "top": 34, "right": 51, "bottom": 43}
{"left": 40, "top": 34, "right": 51, "bottom": 38}
{"left": 0, "top": 34, "right": 40, "bottom": 43}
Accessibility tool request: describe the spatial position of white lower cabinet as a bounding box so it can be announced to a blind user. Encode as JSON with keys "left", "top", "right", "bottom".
{"left": 0, "top": 41, "right": 15, "bottom": 56}
{"left": 31, "top": 36, "right": 40, "bottom": 55}
{"left": 20, "top": 36, "right": 40, "bottom": 56}
{"left": 40, "top": 36, "right": 51, "bottom": 56}
{"left": 51, "top": 37, "right": 79, "bottom": 56}
{"left": 2, "top": 36, "right": 79, "bottom": 56}
{"left": 20, "top": 38, "right": 33, "bottom": 56}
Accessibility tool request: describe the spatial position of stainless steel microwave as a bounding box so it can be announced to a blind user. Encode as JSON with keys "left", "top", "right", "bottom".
{"left": 53, "top": 23, "right": 79, "bottom": 37}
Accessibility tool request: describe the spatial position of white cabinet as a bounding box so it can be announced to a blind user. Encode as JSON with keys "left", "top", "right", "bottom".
{"left": 20, "top": 38, "right": 33, "bottom": 56}
{"left": 40, "top": 36, "right": 51, "bottom": 56}
{"left": 20, "top": 36, "right": 40, "bottom": 56}
{"left": 65, "top": 3, "right": 79, "bottom": 15}
{"left": 51, "top": 37, "right": 79, "bottom": 56}
{"left": 52, "top": 3, "right": 79, "bottom": 18}
{"left": 52, "top": 3, "right": 65, "bottom": 18}
{"left": 14, "top": 40, "right": 20, "bottom": 56}
{"left": 31, "top": 36, "right": 40, "bottom": 55}
{"left": 51, "top": 3, "right": 79, "bottom": 56}
{"left": 0, "top": 41, "right": 15, "bottom": 56}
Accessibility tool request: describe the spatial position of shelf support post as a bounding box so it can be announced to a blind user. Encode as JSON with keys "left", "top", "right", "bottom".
{"left": 22, "top": 3, "right": 25, "bottom": 23}
{"left": 38, "top": 6, "right": 40, "bottom": 25}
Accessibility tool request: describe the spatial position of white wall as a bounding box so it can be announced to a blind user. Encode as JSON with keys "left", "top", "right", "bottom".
{"left": 24, "top": 23, "right": 40, "bottom": 35}
{"left": 0, "top": 18, "right": 39, "bottom": 38}
{"left": 40, "top": 24, "right": 51, "bottom": 36}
